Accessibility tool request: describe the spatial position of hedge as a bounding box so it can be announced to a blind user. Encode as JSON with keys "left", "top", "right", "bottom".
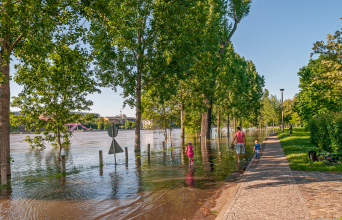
{"left": 308, "top": 113, "right": 342, "bottom": 154}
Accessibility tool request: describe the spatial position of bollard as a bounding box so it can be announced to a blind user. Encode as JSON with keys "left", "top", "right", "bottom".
{"left": 61, "top": 155, "right": 66, "bottom": 175}
{"left": 125, "top": 147, "right": 128, "bottom": 164}
{"left": 99, "top": 150, "right": 103, "bottom": 167}
{"left": 148, "top": 144, "right": 151, "bottom": 165}
{"left": 1, "top": 164, "right": 7, "bottom": 185}
{"left": 99, "top": 150, "right": 103, "bottom": 173}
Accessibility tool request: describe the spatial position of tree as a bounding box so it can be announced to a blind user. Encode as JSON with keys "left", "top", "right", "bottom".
{"left": 295, "top": 57, "right": 341, "bottom": 122}
{"left": 84, "top": 0, "right": 204, "bottom": 154}
{"left": 104, "top": 120, "right": 110, "bottom": 130}
{"left": 200, "top": 0, "right": 252, "bottom": 140}
{"left": 142, "top": 91, "right": 179, "bottom": 140}
{"left": 0, "top": 0, "right": 80, "bottom": 174}
{"left": 125, "top": 120, "right": 135, "bottom": 129}
{"left": 269, "top": 94, "right": 281, "bottom": 126}
{"left": 296, "top": 17, "right": 342, "bottom": 122}
{"left": 311, "top": 17, "right": 342, "bottom": 95}
{"left": 11, "top": 44, "right": 100, "bottom": 162}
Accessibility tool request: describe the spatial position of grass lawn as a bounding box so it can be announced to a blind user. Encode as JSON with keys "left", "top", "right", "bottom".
{"left": 277, "top": 127, "right": 342, "bottom": 172}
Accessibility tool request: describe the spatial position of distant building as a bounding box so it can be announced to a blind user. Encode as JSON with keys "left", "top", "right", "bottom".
{"left": 70, "top": 111, "right": 100, "bottom": 118}
{"left": 11, "top": 111, "right": 24, "bottom": 116}
{"left": 39, "top": 111, "right": 100, "bottom": 121}
{"left": 103, "top": 113, "right": 136, "bottom": 124}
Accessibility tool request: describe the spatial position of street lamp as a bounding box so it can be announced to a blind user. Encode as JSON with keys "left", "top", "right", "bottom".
{"left": 280, "top": 88, "right": 284, "bottom": 133}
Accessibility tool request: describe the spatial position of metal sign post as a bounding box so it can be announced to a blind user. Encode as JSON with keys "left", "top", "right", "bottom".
{"left": 112, "top": 124, "right": 116, "bottom": 164}
{"left": 108, "top": 122, "right": 123, "bottom": 165}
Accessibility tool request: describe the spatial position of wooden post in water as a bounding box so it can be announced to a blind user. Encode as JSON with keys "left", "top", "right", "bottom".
{"left": 61, "top": 155, "right": 66, "bottom": 175}
{"left": 99, "top": 150, "right": 103, "bottom": 166}
{"left": 125, "top": 147, "right": 128, "bottom": 164}
{"left": 99, "top": 150, "right": 103, "bottom": 172}
{"left": 147, "top": 144, "right": 151, "bottom": 165}
{"left": 1, "top": 164, "right": 7, "bottom": 185}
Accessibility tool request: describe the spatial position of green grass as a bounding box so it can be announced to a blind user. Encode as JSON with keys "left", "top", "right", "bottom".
{"left": 0, "top": 183, "right": 10, "bottom": 189}
{"left": 24, "top": 167, "right": 80, "bottom": 182}
{"left": 277, "top": 127, "right": 342, "bottom": 172}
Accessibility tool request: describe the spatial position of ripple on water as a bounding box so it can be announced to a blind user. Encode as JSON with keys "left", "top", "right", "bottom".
{"left": 3, "top": 128, "right": 272, "bottom": 219}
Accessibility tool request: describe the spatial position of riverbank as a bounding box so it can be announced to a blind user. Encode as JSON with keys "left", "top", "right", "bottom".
{"left": 192, "top": 135, "right": 270, "bottom": 220}
{"left": 192, "top": 159, "right": 252, "bottom": 220}
{"left": 277, "top": 127, "right": 342, "bottom": 172}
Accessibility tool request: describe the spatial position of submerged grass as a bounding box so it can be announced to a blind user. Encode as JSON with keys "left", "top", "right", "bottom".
{"left": 277, "top": 127, "right": 342, "bottom": 172}
{"left": 24, "top": 167, "right": 81, "bottom": 183}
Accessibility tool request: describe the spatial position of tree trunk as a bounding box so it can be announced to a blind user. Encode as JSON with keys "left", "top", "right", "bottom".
{"left": 57, "top": 125, "right": 62, "bottom": 163}
{"left": 135, "top": 70, "right": 141, "bottom": 155}
{"left": 201, "top": 112, "right": 208, "bottom": 140}
{"left": 0, "top": 37, "right": 11, "bottom": 176}
{"left": 207, "top": 100, "right": 212, "bottom": 139}
{"left": 181, "top": 103, "right": 184, "bottom": 138}
{"left": 227, "top": 114, "right": 230, "bottom": 135}
{"left": 200, "top": 100, "right": 212, "bottom": 140}
{"left": 217, "top": 108, "right": 220, "bottom": 139}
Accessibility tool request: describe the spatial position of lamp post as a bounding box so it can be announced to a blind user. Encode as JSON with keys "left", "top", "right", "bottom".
{"left": 280, "top": 88, "right": 284, "bottom": 133}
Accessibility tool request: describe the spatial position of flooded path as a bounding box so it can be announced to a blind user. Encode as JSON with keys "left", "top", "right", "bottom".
{"left": 0, "top": 128, "right": 273, "bottom": 220}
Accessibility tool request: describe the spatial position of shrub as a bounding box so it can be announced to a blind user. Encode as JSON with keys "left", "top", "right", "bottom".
{"left": 308, "top": 113, "right": 342, "bottom": 154}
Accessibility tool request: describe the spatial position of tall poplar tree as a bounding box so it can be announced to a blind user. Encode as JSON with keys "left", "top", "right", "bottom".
{"left": 84, "top": 0, "right": 202, "bottom": 154}
{"left": 0, "top": 0, "right": 79, "bottom": 175}
{"left": 199, "top": 0, "right": 252, "bottom": 140}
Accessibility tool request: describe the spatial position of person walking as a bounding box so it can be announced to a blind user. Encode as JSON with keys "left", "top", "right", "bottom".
{"left": 186, "top": 141, "right": 194, "bottom": 165}
{"left": 253, "top": 140, "right": 262, "bottom": 159}
{"left": 231, "top": 126, "right": 247, "bottom": 163}
{"left": 289, "top": 124, "right": 293, "bottom": 136}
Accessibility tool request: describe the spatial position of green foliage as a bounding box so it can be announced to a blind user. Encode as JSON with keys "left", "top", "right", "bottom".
{"left": 125, "top": 120, "right": 135, "bottom": 129}
{"left": 9, "top": 113, "right": 20, "bottom": 132}
{"left": 277, "top": 128, "right": 342, "bottom": 172}
{"left": 103, "top": 120, "right": 110, "bottom": 130}
{"left": 97, "top": 122, "right": 103, "bottom": 130}
{"left": 295, "top": 57, "right": 341, "bottom": 122}
{"left": 11, "top": 41, "right": 100, "bottom": 152}
{"left": 296, "top": 18, "right": 342, "bottom": 123}
{"left": 142, "top": 90, "right": 178, "bottom": 138}
{"left": 308, "top": 113, "right": 342, "bottom": 154}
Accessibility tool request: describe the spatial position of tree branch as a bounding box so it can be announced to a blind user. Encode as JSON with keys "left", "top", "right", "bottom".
{"left": 8, "top": 32, "right": 24, "bottom": 54}
{"left": 142, "top": 74, "right": 164, "bottom": 88}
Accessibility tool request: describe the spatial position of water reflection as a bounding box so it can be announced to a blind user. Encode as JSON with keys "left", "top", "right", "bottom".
{"left": 185, "top": 166, "right": 195, "bottom": 188}
{"left": 1, "top": 128, "right": 272, "bottom": 220}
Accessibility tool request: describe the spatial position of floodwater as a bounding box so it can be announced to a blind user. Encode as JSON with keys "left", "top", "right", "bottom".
{"left": 0, "top": 128, "right": 273, "bottom": 220}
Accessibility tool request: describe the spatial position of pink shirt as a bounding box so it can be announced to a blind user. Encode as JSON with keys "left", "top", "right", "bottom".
{"left": 234, "top": 131, "right": 245, "bottom": 143}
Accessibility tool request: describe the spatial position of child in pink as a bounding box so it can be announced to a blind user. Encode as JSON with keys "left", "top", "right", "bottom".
{"left": 186, "top": 141, "right": 194, "bottom": 165}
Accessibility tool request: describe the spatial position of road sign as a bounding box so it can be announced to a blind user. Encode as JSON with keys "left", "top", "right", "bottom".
{"left": 108, "top": 123, "right": 118, "bottom": 138}
{"left": 108, "top": 139, "right": 124, "bottom": 154}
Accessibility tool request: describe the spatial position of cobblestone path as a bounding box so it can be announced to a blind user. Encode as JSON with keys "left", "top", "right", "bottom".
{"left": 293, "top": 171, "right": 342, "bottom": 219}
{"left": 220, "top": 135, "right": 310, "bottom": 220}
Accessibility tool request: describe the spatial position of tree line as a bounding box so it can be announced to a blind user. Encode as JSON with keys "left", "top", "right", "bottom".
{"left": 0, "top": 0, "right": 268, "bottom": 170}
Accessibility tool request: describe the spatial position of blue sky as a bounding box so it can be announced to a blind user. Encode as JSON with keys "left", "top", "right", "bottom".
{"left": 10, "top": 0, "right": 342, "bottom": 117}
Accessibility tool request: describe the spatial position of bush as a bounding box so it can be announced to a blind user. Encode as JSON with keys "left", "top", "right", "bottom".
{"left": 308, "top": 113, "right": 342, "bottom": 154}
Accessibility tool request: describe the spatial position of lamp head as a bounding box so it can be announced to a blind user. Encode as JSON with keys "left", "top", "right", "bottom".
{"left": 280, "top": 88, "right": 285, "bottom": 91}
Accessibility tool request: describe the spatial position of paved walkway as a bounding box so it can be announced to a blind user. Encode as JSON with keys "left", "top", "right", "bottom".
{"left": 218, "top": 134, "right": 310, "bottom": 220}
